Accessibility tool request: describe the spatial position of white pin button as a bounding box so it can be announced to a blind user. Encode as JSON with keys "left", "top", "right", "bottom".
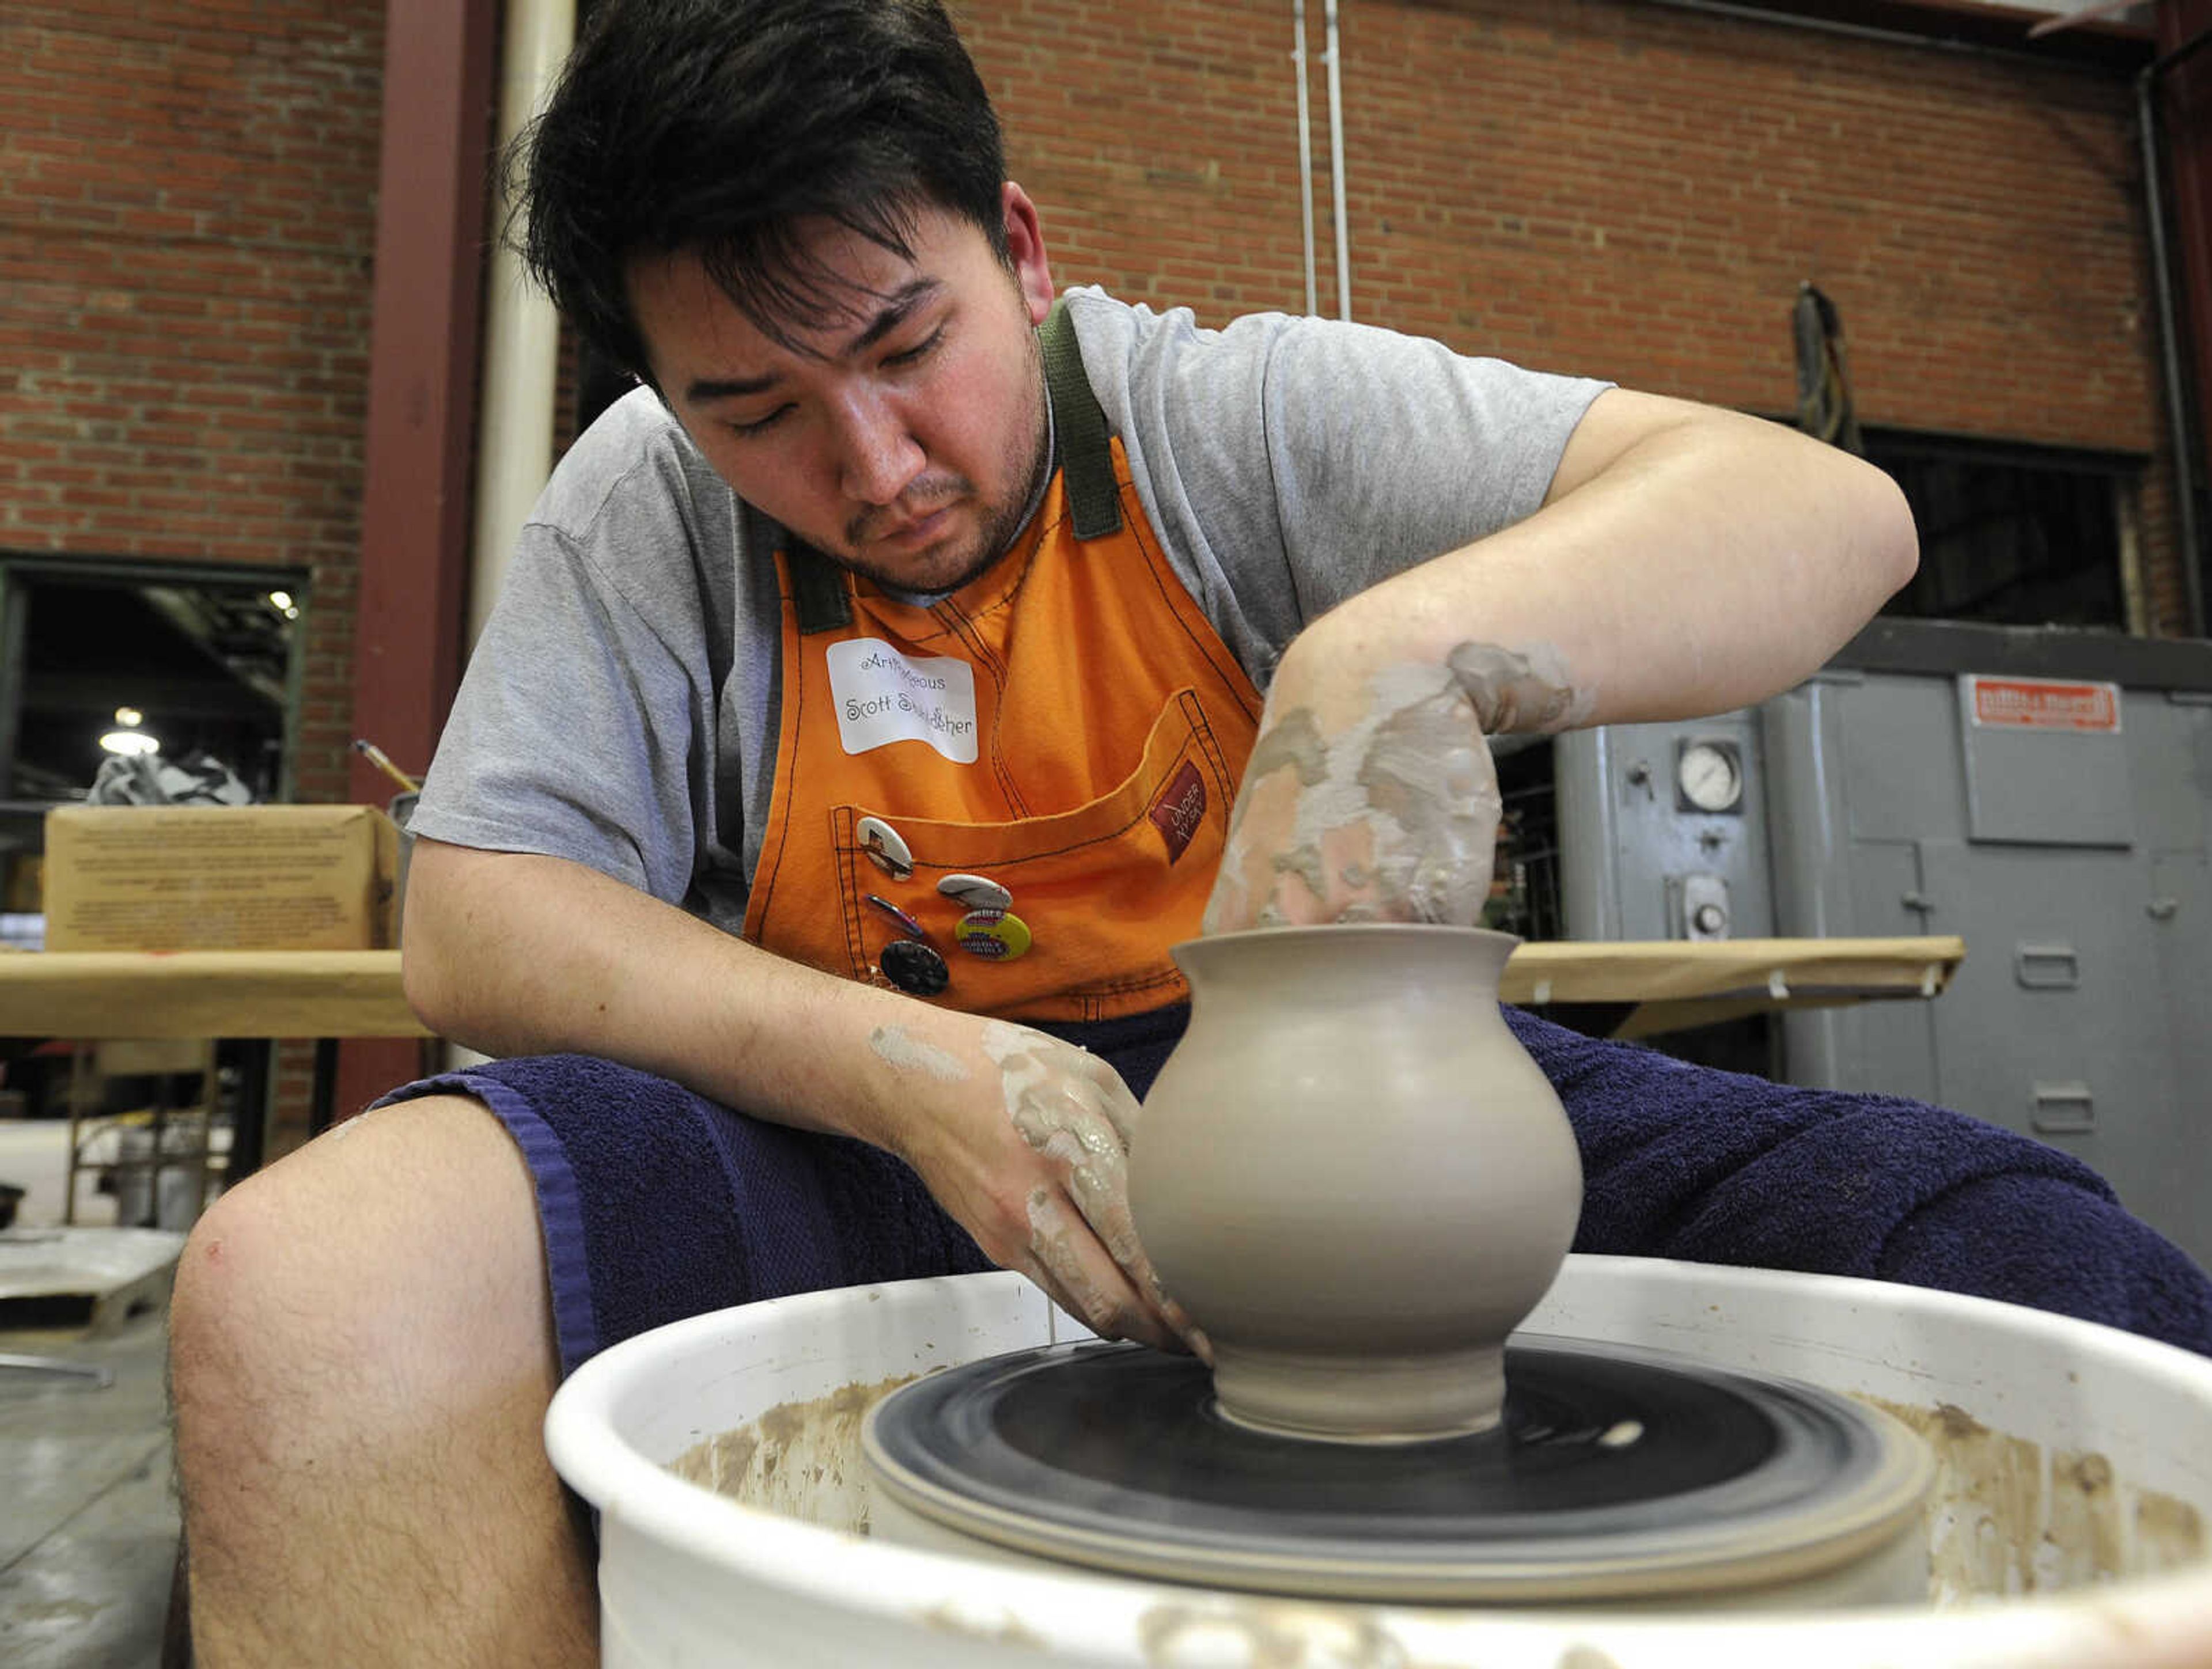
{"left": 855, "top": 815, "right": 914, "bottom": 881}
{"left": 938, "top": 873, "right": 1013, "bottom": 913}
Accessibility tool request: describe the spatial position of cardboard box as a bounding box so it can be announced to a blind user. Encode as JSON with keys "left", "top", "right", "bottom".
{"left": 41, "top": 805, "right": 400, "bottom": 952}
{"left": 3, "top": 854, "right": 40, "bottom": 913}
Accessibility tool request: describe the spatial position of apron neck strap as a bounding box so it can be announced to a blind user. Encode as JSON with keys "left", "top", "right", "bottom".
{"left": 790, "top": 539, "right": 851, "bottom": 634}
{"left": 1039, "top": 299, "right": 1122, "bottom": 541}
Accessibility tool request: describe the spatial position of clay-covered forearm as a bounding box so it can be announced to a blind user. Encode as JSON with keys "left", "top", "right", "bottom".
{"left": 1310, "top": 392, "right": 1918, "bottom": 734}
{"left": 398, "top": 837, "right": 915, "bottom": 1144}
{"left": 398, "top": 840, "right": 1201, "bottom": 1349}
{"left": 1204, "top": 657, "right": 1506, "bottom": 930}
{"left": 1205, "top": 396, "right": 1911, "bottom": 934}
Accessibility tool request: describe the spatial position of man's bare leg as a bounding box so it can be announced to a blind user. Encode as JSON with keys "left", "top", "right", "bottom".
{"left": 170, "top": 1093, "right": 597, "bottom": 1666}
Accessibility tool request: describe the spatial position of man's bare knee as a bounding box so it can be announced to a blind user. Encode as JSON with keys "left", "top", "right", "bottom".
{"left": 172, "top": 1093, "right": 556, "bottom": 1474}
{"left": 172, "top": 1096, "right": 596, "bottom": 1663}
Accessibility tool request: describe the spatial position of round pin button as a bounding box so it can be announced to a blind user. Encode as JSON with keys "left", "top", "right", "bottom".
{"left": 955, "top": 909, "right": 1032, "bottom": 961}
{"left": 856, "top": 815, "right": 914, "bottom": 881}
{"left": 938, "top": 873, "right": 1013, "bottom": 913}
{"left": 865, "top": 894, "right": 930, "bottom": 942}
{"left": 879, "top": 938, "right": 950, "bottom": 996}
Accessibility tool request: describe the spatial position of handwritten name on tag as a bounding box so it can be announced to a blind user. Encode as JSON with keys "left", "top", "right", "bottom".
{"left": 825, "top": 639, "right": 979, "bottom": 764}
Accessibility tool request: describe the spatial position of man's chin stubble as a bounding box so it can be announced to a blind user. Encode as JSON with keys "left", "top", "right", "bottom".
{"left": 833, "top": 517, "right": 1002, "bottom": 595}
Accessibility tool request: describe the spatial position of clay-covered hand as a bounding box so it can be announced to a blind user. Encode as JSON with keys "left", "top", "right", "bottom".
{"left": 1205, "top": 633, "right": 1554, "bottom": 932}
{"left": 863, "top": 1015, "right": 1206, "bottom": 1357}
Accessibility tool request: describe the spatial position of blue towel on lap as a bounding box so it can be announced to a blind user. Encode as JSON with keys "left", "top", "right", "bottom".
{"left": 372, "top": 1008, "right": 1185, "bottom": 1374}
{"left": 376, "top": 1005, "right": 2212, "bottom": 1375}
{"left": 1504, "top": 1007, "right": 2212, "bottom": 1356}
{"left": 378, "top": 1054, "right": 992, "bottom": 1376}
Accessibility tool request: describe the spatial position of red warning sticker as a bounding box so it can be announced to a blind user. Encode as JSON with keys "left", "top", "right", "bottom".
{"left": 1965, "top": 676, "right": 2121, "bottom": 733}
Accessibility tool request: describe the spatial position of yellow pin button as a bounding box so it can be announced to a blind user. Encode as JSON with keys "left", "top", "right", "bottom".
{"left": 954, "top": 909, "right": 1031, "bottom": 961}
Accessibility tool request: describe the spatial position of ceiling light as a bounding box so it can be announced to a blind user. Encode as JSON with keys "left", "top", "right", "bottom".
{"left": 268, "top": 590, "right": 294, "bottom": 611}
{"left": 115, "top": 706, "right": 143, "bottom": 727}
{"left": 100, "top": 729, "right": 161, "bottom": 757}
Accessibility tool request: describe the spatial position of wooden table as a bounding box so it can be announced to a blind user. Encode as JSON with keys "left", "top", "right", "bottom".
{"left": 1500, "top": 936, "right": 1966, "bottom": 1040}
{"left": 0, "top": 951, "right": 431, "bottom": 1175}
{"left": 2, "top": 938, "right": 1965, "bottom": 1175}
{"left": 0, "top": 950, "right": 431, "bottom": 1041}
{"left": 1, "top": 936, "right": 1963, "bottom": 1045}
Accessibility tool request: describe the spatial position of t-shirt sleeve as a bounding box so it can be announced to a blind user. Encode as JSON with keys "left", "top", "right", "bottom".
{"left": 406, "top": 513, "right": 706, "bottom": 908}
{"left": 1070, "top": 292, "right": 1611, "bottom": 685}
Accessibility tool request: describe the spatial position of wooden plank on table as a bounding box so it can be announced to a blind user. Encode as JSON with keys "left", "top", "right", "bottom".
{"left": 0, "top": 951, "right": 427, "bottom": 1040}
{"left": 1498, "top": 936, "right": 1965, "bottom": 1007}
{"left": 0, "top": 936, "right": 1964, "bottom": 1043}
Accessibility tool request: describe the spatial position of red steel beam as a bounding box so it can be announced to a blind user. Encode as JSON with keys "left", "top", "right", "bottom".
{"left": 2161, "top": 0, "right": 2212, "bottom": 613}
{"left": 341, "top": 0, "right": 500, "bottom": 1118}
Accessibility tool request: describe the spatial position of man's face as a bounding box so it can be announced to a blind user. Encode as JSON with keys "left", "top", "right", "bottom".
{"left": 629, "top": 184, "right": 1057, "bottom": 594}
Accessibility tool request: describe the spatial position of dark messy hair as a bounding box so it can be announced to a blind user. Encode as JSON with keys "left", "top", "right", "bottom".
{"left": 510, "top": 0, "right": 1009, "bottom": 380}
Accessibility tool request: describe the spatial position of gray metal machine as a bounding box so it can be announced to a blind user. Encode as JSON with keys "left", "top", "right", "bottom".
{"left": 1555, "top": 619, "right": 2212, "bottom": 1270}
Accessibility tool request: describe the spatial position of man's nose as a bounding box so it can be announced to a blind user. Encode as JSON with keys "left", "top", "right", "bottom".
{"left": 831, "top": 392, "right": 924, "bottom": 506}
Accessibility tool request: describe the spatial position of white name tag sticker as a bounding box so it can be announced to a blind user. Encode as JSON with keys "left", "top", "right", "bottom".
{"left": 825, "top": 638, "right": 980, "bottom": 764}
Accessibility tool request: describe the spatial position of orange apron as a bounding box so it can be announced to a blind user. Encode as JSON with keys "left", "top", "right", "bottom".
{"left": 740, "top": 304, "right": 1263, "bottom": 1022}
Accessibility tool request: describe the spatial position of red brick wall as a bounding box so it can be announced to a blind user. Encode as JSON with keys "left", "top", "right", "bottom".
{"left": 4, "top": 0, "right": 2192, "bottom": 723}
{"left": 3, "top": 0, "right": 387, "bottom": 793}
{"left": 962, "top": 0, "right": 2187, "bottom": 630}
{"left": 9, "top": 1, "right": 2188, "bottom": 723}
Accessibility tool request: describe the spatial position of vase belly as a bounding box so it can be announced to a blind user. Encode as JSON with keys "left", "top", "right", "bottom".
{"left": 1132, "top": 925, "right": 1582, "bottom": 1440}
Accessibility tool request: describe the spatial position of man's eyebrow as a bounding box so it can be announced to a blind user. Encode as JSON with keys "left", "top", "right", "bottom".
{"left": 683, "top": 279, "right": 945, "bottom": 407}
{"left": 685, "top": 370, "right": 780, "bottom": 403}
{"left": 843, "top": 277, "right": 942, "bottom": 355}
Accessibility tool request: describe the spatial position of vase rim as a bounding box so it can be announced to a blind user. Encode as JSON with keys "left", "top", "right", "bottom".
{"left": 1177, "top": 923, "right": 1523, "bottom": 955}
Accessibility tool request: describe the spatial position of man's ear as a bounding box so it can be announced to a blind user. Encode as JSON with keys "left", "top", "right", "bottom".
{"left": 1001, "top": 181, "right": 1055, "bottom": 325}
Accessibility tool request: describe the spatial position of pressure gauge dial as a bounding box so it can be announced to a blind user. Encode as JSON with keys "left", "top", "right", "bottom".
{"left": 1675, "top": 739, "right": 1744, "bottom": 815}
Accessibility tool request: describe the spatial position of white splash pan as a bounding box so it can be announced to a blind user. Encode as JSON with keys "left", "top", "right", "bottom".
{"left": 545, "top": 1255, "right": 2212, "bottom": 1667}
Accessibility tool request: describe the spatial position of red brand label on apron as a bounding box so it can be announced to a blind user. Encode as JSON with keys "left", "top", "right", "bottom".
{"left": 1149, "top": 759, "right": 1207, "bottom": 864}
{"left": 1966, "top": 676, "right": 2121, "bottom": 733}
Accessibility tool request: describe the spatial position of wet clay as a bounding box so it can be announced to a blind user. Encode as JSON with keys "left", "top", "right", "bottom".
{"left": 1443, "top": 641, "right": 1593, "bottom": 737}
{"left": 1134, "top": 1603, "right": 1623, "bottom": 1669}
{"left": 1861, "top": 1395, "right": 2206, "bottom": 1602}
{"left": 868, "top": 1025, "right": 971, "bottom": 1083}
{"left": 667, "top": 1370, "right": 922, "bottom": 1533}
{"left": 981, "top": 1020, "right": 1183, "bottom": 1345}
{"left": 1207, "top": 664, "right": 1497, "bottom": 931}
{"left": 917, "top": 1602, "right": 1048, "bottom": 1651}
{"left": 1134, "top": 1600, "right": 1411, "bottom": 1667}
{"left": 1207, "top": 642, "right": 1586, "bottom": 932}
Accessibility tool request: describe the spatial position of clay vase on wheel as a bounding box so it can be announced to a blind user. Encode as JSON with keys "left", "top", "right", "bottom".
{"left": 1129, "top": 924, "right": 1582, "bottom": 1442}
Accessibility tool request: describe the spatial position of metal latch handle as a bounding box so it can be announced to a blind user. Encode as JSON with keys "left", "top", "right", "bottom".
{"left": 2014, "top": 943, "right": 2080, "bottom": 990}
{"left": 2031, "top": 1082, "right": 2094, "bottom": 1136}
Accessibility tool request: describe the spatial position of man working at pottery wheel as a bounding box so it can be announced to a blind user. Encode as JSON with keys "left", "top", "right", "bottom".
{"left": 169, "top": 0, "right": 2212, "bottom": 1660}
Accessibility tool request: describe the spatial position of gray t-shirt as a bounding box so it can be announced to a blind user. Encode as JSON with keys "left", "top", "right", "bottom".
{"left": 410, "top": 287, "right": 1609, "bottom": 935}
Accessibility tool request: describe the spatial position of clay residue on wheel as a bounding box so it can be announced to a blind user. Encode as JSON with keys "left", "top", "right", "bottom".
{"left": 665, "top": 1371, "right": 921, "bottom": 1533}
{"left": 1862, "top": 1395, "right": 2206, "bottom": 1600}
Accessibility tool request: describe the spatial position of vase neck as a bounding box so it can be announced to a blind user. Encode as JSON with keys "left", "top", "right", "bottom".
{"left": 1173, "top": 925, "right": 1517, "bottom": 1015}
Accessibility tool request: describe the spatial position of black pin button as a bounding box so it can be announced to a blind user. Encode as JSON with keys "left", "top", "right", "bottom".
{"left": 880, "top": 938, "right": 950, "bottom": 996}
